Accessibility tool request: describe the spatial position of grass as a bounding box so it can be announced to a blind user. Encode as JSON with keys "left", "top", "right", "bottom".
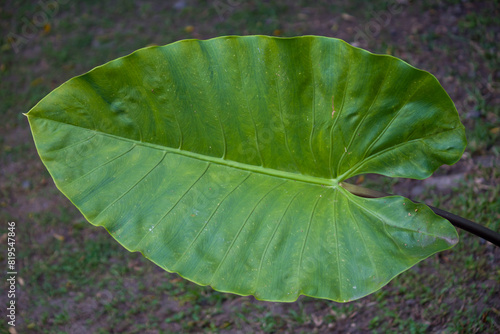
{"left": 1, "top": 0, "right": 499, "bottom": 333}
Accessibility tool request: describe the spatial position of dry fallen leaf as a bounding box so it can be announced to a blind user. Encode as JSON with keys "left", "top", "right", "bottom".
{"left": 341, "top": 13, "right": 355, "bottom": 21}
{"left": 489, "top": 127, "right": 500, "bottom": 135}
{"left": 30, "top": 77, "right": 44, "bottom": 87}
{"left": 43, "top": 23, "right": 51, "bottom": 34}
{"left": 312, "top": 313, "right": 323, "bottom": 327}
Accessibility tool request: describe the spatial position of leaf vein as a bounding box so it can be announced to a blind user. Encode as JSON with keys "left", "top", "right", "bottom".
{"left": 309, "top": 54, "right": 317, "bottom": 163}
{"left": 338, "top": 126, "right": 461, "bottom": 180}
{"left": 298, "top": 192, "right": 323, "bottom": 290}
{"left": 133, "top": 162, "right": 212, "bottom": 250}
{"left": 333, "top": 189, "right": 342, "bottom": 300}
{"left": 234, "top": 46, "right": 264, "bottom": 166}
{"left": 276, "top": 68, "right": 300, "bottom": 172}
{"left": 173, "top": 172, "right": 252, "bottom": 268}
{"left": 66, "top": 143, "right": 136, "bottom": 187}
{"left": 255, "top": 186, "right": 300, "bottom": 294}
{"left": 329, "top": 46, "right": 352, "bottom": 178}
{"left": 345, "top": 196, "right": 380, "bottom": 280}
{"left": 46, "top": 133, "right": 97, "bottom": 154}
{"left": 29, "top": 117, "right": 337, "bottom": 186}
{"left": 335, "top": 61, "right": 393, "bottom": 176}
{"left": 356, "top": 76, "right": 430, "bottom": 163}
{"left": 344, "top": 191, "right": 405, "bottom": 253}
{"left": 94, "top": 150, "right": 167, "bottom": 222}
{"left": 211, "top": 180, "right": 287, "bottom": 283}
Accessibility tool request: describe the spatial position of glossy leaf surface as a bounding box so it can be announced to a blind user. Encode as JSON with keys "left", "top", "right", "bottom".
{"left": 27, "top": 36, "right": 466, "bottom": 302}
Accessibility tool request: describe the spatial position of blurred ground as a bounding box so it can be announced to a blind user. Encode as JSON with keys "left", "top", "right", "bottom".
{"left": 0, "top": 0, "right": 499, "bottom": 333}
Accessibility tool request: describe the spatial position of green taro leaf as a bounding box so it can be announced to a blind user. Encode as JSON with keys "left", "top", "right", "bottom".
{"left": 27, "top": 36, "right": 466, "bottom": 302}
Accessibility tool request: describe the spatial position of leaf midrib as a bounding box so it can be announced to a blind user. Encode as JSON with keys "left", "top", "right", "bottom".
{"left": 29, "top": 116, "right": 339, "bottom": 187}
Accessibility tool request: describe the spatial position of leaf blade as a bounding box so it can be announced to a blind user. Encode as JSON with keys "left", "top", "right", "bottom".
{"left": 27, "top": 35, "right": 465, "bottom": 302}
